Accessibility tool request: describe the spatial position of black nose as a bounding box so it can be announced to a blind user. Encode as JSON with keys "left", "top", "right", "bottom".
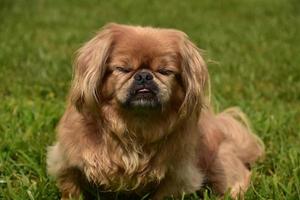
{"left": 134, "top": 71, "right": 153, "bottom": 84}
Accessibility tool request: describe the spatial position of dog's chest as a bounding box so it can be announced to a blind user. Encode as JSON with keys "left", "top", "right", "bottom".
{"left": 81, "top": 142, "right": 166, "bottom": 192}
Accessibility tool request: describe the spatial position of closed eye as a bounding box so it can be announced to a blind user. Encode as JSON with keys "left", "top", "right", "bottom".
{"left": 115, "top": 66, "right": 132, "bottom": 73}
{"left": 157, "top": 68, "right": 174, "bottom": 76}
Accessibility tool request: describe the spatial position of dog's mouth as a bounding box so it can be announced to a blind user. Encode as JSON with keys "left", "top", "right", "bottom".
{"left": 134, "top": 87, "right": 155, "bottom": 97}
{"left": 125, "top": 85, "right": 160, "bottom": 108}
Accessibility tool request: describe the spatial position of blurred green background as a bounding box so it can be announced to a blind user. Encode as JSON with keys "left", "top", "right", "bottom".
{"left": 0, "top": 0, "right": 299, "bottom": 199}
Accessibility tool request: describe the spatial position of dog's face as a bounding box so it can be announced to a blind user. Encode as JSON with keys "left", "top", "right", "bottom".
{"left": 71, "top": 23, "right": 208, "bottom": 118}
{"left": 105, "top": 29, "right": 182, "bottom": 110}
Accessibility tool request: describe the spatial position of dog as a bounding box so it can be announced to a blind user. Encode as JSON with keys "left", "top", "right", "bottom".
{"left": 47, "top": 23, "right": 264, "bottom": 200}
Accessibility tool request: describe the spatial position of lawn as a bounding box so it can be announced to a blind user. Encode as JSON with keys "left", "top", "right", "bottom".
{"left": 0, "top": 0, "right": 299, "bottom": 199}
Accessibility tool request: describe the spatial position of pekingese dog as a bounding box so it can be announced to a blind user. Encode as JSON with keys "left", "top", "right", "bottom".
{"left": 47, "top": 23, "right": 264, "bottom": 200}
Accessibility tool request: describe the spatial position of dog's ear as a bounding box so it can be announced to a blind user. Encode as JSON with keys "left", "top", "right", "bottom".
{"left": 70, "top": 24, "right": 116, "bottom": 112}
{"left": 179, "top": 34, "right": 208, "bottom": 118}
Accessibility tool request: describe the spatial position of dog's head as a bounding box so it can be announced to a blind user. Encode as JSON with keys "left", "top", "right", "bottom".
{"left": 70, "top": 23, "right": 208, "bottom": 119}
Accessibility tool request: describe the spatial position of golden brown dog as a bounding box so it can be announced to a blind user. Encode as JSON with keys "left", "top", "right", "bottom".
{"left": 47, "top": 23, "right": 264, "bottom": 200}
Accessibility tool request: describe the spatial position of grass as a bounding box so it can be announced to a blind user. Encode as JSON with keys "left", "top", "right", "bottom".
{"left": 0, "top": 0, "right": 299, "bottom": 199}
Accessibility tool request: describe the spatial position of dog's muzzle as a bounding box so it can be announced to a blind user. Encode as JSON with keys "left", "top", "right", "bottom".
{"left": 125, "top": 70, "right": 160, "bottom": 108}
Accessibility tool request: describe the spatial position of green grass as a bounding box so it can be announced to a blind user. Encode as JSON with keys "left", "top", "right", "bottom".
{"left": 0, "top": 0, "right": 299, "bottom": 199}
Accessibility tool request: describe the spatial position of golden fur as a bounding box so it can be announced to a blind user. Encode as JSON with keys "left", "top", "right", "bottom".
{"left": 47, "top": 23, "right": 264, "bottom": 200}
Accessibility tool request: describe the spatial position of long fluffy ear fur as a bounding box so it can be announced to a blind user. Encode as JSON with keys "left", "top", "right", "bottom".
{"left": 179, "top": 34, "right": 209, "bottom": 118}
{"left": 70, "top": 24, "right": 114, "bottom": 111}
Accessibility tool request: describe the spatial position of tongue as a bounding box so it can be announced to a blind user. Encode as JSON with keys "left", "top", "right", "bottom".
{"left": 138, "top": 88, "right": 150, "bottom": 93}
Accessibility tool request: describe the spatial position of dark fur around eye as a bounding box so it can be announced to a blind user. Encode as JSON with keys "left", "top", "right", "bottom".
{"left": 157, "top": 68, "right": 174, "bottom": 76}
{"left": 115, "top": 67, "right": 132, "bottom": 73}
